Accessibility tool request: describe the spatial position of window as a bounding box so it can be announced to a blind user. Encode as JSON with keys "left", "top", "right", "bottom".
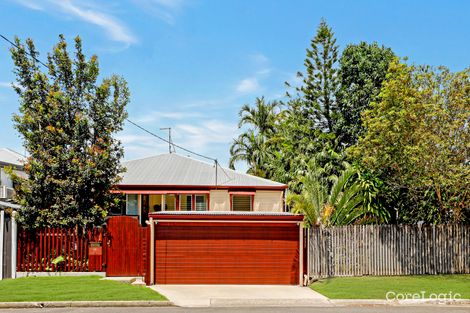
{"left": 149, "top": 195, "right": 163, "bottom": 212}
{"left": 179, "top": 194, "right": 192, "bottom": 211}
{"left": 195, "top": 195, "right": 208, "bottom": 211}
{"left": 126, "top": 194, "right": 138, "bottom": 215}
{"left": 165, "top": 194, "right": 176, "bottom": 211}
{"left": 232, "top": 195, "right": 252, "bottom": 211}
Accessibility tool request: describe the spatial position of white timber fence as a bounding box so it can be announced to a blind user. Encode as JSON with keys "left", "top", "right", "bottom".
{"left": 308, "top": 224, "right": 470, "bottom": 279}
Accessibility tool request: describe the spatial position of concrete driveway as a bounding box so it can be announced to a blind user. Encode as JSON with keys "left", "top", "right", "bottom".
{"left": 150, "top": 285, "right": 330, "bottom": 307}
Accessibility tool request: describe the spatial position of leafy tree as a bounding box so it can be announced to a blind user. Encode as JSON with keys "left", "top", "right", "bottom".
{"left": 229, "top": 97, "right": 280, "bottom": 176}
{"left": 297, "top": 19, "right": 339, "bottom": 133}
{"left": 9, "top": 35, "right": 129, "bottom": 229}
{"left": 349, "top": 59, "right": 470, "bottom": 223}
{"left": 287, "top": 160, "right": 365, "bottom": 227}
{"left": 336, "top": 42, "right": 395, "bottom": 147}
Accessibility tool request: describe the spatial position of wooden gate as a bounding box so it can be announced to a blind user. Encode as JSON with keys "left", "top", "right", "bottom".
{"left": 105, "top": 216, "right": 148, "bottom": 277}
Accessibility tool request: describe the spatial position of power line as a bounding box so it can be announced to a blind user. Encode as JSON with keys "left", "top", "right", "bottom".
{"left": 0, "top": 34, "right": 48, "bottom": 68}
{"left": 0, "top": 33, "right": 233, "bottom": 182}
{"left": 126, "top": 119, "right": 216, "bottom": 162}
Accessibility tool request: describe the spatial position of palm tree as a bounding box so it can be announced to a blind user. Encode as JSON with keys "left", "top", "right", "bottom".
{"left": 238, "top": 97, "right": 281, "bottom": 135}
{"left": 287, "top": 160, "right": 365, "bottom": 226}
{"left": 229, "top": 97, "right": 281, "bottom": 175}
{"left": 229, "top": 130, "right": 269, "bottom": 177}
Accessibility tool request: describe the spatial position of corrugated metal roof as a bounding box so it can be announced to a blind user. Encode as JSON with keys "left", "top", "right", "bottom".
{"left": 120, "top": 153, "right": 286, "bottom": 188}
{"left": 0, "top": 148, "right": 25, "bottom": 167}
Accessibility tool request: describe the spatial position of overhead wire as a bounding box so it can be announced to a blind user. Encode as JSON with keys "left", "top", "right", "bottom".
{"left": 0, "top": 33, "right": 233, "bottom": 184}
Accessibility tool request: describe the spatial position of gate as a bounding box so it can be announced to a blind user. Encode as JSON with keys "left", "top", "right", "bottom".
{"left": 105, "top": 216, "right": 148, "bottom": 277}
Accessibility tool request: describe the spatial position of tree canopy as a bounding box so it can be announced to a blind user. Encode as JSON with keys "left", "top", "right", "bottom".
{"left": 10, "top": 35, "right": 129, "bottom": 229}
{"left": 229, "top": 19, "right": 469, "bottom": 225}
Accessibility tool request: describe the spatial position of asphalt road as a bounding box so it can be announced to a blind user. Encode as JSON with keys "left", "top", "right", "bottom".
{"left": 0, "top": 307, "right": 468, "bottom": 313}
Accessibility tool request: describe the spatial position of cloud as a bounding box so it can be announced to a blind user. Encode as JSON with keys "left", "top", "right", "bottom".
{"left": 13, "top": 0, "right": 44, "bottom": 10}
{"left": 0, "top": 81, "right": 21, "bottom": 90}
{"left": 173, "top": 119, "right": 238, "bottom": 151}
{"left": 236, "top": 77, "right": 260, "bottom": 94}
{"left": 14, "top": 0, "right": 137, "bottom": 45}
{"left": 133, "top": 110, "right": 203, "bottom": 124}
{"left": 132, "top": 0, "right": 187, "bottom": 25}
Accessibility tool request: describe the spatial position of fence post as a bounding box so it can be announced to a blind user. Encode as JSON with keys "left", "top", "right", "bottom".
{"left": 11, "top": 211, "right": 17, "bottom": 279}
{"left": 0, "top": 210, "right": 4, "bottom": 280}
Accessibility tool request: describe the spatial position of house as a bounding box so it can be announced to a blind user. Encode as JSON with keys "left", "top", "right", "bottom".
{"left": 0, "top": 148, "right": 24, "bottom": 280}
{"left": 109, "top": 153, "right": 305, "bottom": 285}
{"left": 0, "top": 148, "right": 26, "bottom": 205}
{"left": 114, "top": 153, "right": 289, "bottom": 225}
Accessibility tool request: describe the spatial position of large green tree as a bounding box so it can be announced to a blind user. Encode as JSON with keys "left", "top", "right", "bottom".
{"left": 297, "top": 19, "right": 339, "bottom": 133}
{"left": 10, "top": 35, "right": 129, "bottom": 229}
{"left": 336, "top": 42, "right": 395, "bottom": 147}
{"left": 349, "top": 59, "right": 470, "bottom": 223}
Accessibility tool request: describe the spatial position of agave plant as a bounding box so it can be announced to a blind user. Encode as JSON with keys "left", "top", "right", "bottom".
{"left": 287, "top": 160, "right": 365, "bottom": 226}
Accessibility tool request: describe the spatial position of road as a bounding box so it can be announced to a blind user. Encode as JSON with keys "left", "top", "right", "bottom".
{"left": 0, "top": 307, "right": 468, "bottom": 313}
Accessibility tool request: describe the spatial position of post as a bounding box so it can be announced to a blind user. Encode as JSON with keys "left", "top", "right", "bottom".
{"left": 149, "top": 217, "right": 155, "bottom": 285}
{"left": 11, "top": 211, "right": 17, "bottom": 279}
{"left": 0, "top": 210, "right": 4, "bottom": 280}
{"left": 299, "top": 222, "right": 303, "bottom": 286}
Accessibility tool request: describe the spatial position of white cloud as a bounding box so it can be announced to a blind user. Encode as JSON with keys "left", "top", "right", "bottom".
{"left": 0, "top": 81, "right": 21, "bottom": 90}
{"left": 236, "top": 77, "right": 260, "bottom": 94}
{"left": 14, "top": 0, "right": 137, "bottom": 45}
{"left": 133, "top": 110, "right": 203, "bottom": 124}
{"left": 132, "top": 0, "right": 187, "bottom": 25}
{"left": 13, "top": 0, "right": 44, "bottom": 10}
{"left": 174, "top": 119, "right": 238, "bottom": 151}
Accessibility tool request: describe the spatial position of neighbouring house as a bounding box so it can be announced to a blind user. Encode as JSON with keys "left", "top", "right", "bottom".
{"left": 0, "top": 148, "right": 24, "bottom": 280}
{"left": 0, "top": 148, "right": 26, "bottom": 205}
{"left": 108, "top": 153, "right": 305, "bottom": 285}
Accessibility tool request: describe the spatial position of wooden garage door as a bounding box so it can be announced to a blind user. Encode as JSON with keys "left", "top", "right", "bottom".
{"left": 155, "top": 223, "right": 299, "bottom": 284}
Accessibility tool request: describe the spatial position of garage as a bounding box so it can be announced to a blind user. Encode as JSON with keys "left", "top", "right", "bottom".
{"left": 149, "top": 212, "right": 304, "bottom": 285}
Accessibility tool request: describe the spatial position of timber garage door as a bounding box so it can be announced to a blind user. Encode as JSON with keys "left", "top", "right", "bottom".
{"left": 155, "top": 223, "right": 300, "bottom": 284}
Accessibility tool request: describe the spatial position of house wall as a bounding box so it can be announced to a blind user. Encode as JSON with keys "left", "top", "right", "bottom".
{"left": 253, "top": 190, "right": 284, "bottom": 212}
{"left": 209, "top": 190, "right": 230, "bottom": 211}
{"left": 0, "top": 168, "right": 13, "bottom": 188}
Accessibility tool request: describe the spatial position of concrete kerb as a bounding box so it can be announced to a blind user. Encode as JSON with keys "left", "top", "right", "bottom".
{"left": 331, "top": 299, "right": 470, "bottom": 307}
{"left": 0, "top": 301, "right": 173, "bottom": 309}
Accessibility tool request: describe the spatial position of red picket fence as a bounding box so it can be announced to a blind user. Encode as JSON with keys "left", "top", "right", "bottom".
{"left": 17, "top": 228, "right": 105, "bottom": 272}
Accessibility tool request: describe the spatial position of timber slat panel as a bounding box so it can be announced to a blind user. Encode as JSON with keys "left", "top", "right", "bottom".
{"left": 309, "top": 225, "right": 470, "bottom": 278}
{"left": 155, "top": 223, "right": 300, "bottom": 285}
{"left": 17, "top": 227, "right": 104, "bottom": 272}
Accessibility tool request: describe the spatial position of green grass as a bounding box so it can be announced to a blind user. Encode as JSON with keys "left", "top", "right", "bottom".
{"left": 0, "top": 276, "right": 166, "bottom": 302}
{"left": 310, "top": 275, "right": 470, "bottom": 299}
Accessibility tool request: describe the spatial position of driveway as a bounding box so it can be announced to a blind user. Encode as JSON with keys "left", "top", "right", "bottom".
{"left": 150, "top": 285, "right": 329, "bottom": 307}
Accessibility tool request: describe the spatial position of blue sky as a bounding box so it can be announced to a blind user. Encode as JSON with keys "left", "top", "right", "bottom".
{"left": 0, "top": 0, "right": 469, "bottom": 168}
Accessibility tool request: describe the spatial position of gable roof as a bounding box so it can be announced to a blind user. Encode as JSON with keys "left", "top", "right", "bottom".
{"left": 119, "top": 153, "right": 286, "bottom": 189}
{"left": 0, "top": 148, "right": 26, "bottom": 168}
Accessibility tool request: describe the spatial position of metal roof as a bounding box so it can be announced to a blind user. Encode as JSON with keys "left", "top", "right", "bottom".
{"left": 120, "top": 153, "right": 286, "bottom": 188}
{"left": 0, "top": 148, "right": 26, "bottom": 168}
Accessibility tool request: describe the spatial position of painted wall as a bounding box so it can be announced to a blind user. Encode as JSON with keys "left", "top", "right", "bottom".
{"left": 209, "top": 190, "right": 230, "bottom": 211}
{"left": 253, "top": 190, "right": 284, "bottom": 212}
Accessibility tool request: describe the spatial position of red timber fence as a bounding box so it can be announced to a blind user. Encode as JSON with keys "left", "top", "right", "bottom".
{"left": 16, "top": 228, "right": 105, "bottom": 272}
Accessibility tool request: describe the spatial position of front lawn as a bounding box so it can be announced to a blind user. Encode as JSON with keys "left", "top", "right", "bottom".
{"left": 310, "top": 275, "right": 470, "bottom": 299}
{"left": 0, "top": 276, "right": 166, "bottom": 302}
